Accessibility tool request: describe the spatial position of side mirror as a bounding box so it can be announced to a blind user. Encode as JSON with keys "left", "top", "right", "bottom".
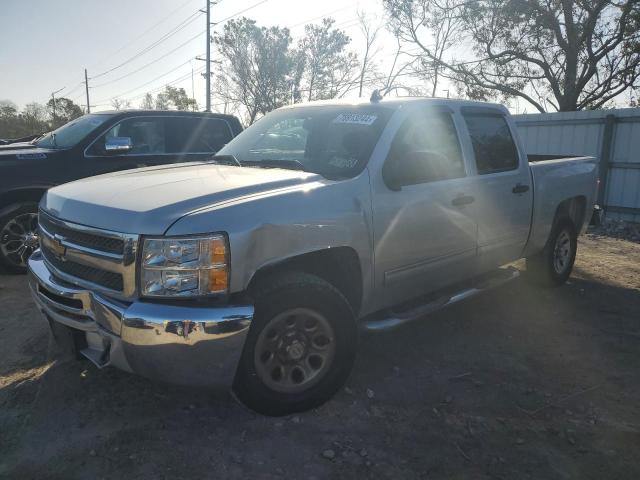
{"left": 105, "top": 136, "right": 133, "bottom": 153}
{"left": 383, "top": 150, "right": 448, "bottom": 190}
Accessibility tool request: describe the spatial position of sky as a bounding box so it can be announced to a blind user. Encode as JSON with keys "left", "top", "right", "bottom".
{"left": 0, "top": 0, "right": 415, "bottom": 114}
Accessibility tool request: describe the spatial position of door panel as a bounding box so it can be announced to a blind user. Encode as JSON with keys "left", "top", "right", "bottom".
{"left": 373, "top": 178, "right": 478, "bottom": 305}
{"left": 462, "top": 111, "right": 533, "bottom": 270}
{"left": 371, "top": 108, "right": 478, "bottom": 307}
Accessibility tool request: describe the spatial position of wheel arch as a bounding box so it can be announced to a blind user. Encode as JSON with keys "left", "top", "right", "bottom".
{"left": 246, "top": 247, "right": 363, "bottom": 316}
{"left": 553, "top": 196, "right": 587, "bottom": 232}
{"left": 0, "top": 187, "right": 49, "bottom": 213}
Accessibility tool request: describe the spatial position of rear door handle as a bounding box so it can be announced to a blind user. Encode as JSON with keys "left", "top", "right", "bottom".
{"left": 451, "top": 195, "right": 475, "bottom": 206}
{"left": 512, "top": 183, "right": 530, "bottom": 194}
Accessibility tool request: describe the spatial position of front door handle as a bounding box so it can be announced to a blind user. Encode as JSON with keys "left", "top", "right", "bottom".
{"left": 512, "top": 183, "right": 530, "bottom": 194}
{"left": 451, "top": 195, "right": 475, "bottom": 207}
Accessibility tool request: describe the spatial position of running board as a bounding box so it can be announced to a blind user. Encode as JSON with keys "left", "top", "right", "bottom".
{"left": 361, "top": 267, "right": 520, "bottom": 332}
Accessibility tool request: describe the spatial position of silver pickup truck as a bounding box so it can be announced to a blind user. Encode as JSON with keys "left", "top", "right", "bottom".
{"left": 28, "top": 98, "right": 598, "bottom": 415}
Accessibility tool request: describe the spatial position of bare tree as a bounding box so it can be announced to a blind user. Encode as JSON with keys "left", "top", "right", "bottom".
{"left": 385, "top": 0, "right": 640, "bottom": 111}
{"left": 356, "top": 11, "right": 383, "bottom": 97}
{"left": 140, "top": 93, "right": 155, "bottom": 110}
{"left": 111, "top": 98, "right": 131, "bottom": 110}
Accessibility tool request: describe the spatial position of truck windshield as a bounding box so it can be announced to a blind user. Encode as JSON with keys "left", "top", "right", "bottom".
{"left": 35, "top": 114, "right": 113, "bottom": 149}
{"left": 217, "top": 106, "right": 393, "bottom": 178}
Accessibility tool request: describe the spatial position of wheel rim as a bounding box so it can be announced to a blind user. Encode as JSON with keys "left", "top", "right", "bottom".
{"left": 254, "top": 307, "right": 336, "bottom": 394}
{"left": 0, "top": 212, "right": 39, "bottom": 268}
{"left": 553, "top": 229, "right": 572, "bottom": 274}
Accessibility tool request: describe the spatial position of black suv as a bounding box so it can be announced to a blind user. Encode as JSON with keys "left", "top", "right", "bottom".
{"left": 0, "top": 110, "right": 243, "bottom": 273}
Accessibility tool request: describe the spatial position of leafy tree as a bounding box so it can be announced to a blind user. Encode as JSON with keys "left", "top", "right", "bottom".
{"left": 21, "top": 102, "right": 48, "bottom": 134}
{"left": 0, "top": 100, "right": 50, "bottom": 139}
{"left": 162, "top": 86, "right": 198, "bottom": 111}
{"left": 385, "top": 0, "right": 640, "bottom": 111}
{"left": 46, "top": 97, "right": 83, "bottom": 128}
{"left": 296, "top": 18, "right": 359, "bottom": 101}
{"left": 155, "top": 91, "right": 170, "bottom": 110}
{"left": 214, "top": 18, "right": 294, "bottom": 124}
{"left": 0, "top": 100, "right": 20, "bottom": 139}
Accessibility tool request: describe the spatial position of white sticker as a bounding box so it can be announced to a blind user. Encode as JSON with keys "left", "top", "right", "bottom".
{"left": 332, "top": 113, "right": 378, "bottom": 125}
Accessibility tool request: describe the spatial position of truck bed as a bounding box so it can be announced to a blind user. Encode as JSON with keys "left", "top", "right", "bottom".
{"left": 524, "top": 155, "right": 598, "bottom": 257}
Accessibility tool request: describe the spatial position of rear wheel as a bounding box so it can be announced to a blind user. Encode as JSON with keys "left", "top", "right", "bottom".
{"left": 233, "top": 272, "right": 357, "bottom": 416}
{"left": 526, "top": 218, "right": 577, "bottom": 287}
{"left": 0, "top": 202, "right": 39, "bottom": 274}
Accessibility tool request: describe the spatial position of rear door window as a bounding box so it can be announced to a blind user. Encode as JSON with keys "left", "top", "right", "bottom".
{"left": 165, "top": 117, "right": 233, "bottom": 154}
{"left": 463, "top": 113, "right": 519, "bottom": 174}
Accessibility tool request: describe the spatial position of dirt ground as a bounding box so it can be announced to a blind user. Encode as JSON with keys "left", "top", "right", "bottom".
{"left": 1, "top": 232, "right": 639, "bottom": 479}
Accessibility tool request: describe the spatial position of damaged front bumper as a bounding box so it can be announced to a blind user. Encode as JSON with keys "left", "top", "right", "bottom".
{"left": 28, "top": 251, "right": 254, "bottom": 388}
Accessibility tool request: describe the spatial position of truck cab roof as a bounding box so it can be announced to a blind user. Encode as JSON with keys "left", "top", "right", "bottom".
{"left": 277, "top": 96, "right": 508, "bottom": 113}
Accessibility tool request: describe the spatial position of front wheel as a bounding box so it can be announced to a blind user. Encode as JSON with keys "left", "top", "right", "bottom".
{"left": 233, "top": 272, "right": 357, "bottom": 416}
{"left": 525, "top": 218, "right": 577, "bottom": 287}
{"left": 0, "top": 202, "right": 40, "bottom": 274}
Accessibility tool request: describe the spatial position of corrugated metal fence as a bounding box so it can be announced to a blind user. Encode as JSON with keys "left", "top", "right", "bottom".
{"left": 514, "top": 108, "right": 640, "bottom": 222}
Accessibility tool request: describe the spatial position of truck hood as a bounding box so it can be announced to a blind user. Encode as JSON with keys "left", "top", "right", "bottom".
{"left": 0, "top": 145, "right": 58, "bottom": 158}
{"left": 41, "top": 162, "right": 322, "bottom": 234}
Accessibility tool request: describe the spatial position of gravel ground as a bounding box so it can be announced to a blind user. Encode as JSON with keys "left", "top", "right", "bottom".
{"left": 1, "top": 232, "right": 639, "bottom": 479}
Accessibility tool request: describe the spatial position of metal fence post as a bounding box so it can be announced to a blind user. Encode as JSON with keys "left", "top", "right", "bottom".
{"left": 598, "top": 114, "right": 616, "bottom": 210}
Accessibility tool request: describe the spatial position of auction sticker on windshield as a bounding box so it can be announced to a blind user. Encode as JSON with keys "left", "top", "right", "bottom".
{"left": 333, "top": 113, "right": 378, "bottom": 125}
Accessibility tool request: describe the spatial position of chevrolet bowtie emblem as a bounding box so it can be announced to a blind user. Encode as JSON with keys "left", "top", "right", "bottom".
{"left": 50, "top": 234, "right": 67, "bottom": 259}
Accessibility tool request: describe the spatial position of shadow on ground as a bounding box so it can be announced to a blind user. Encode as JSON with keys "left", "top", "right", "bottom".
{"left": 1, "top": 236, "right": 639, "bottom": 479}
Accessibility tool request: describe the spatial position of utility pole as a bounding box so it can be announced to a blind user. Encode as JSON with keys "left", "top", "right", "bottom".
{"left": 84, "top": 69, "right": 91, "bottom": 113}
{"left": 50, "top": 86, "right": 65, "bottom": 126}
{"left": 191, "top": 61, "right": 196, "bottom": 111}
{"left": 206, "top": 0, "right": 211, "bottom": 112}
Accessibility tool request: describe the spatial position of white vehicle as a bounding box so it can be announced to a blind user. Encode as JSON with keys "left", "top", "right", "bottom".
{"left": 29, "top": 98, "right": 598, "bottom": 415}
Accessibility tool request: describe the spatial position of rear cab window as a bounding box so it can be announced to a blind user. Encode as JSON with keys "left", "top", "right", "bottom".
{"left": 462, "top": 109, "right": 519, "bottom": 174}
{"left": 165, "top": 117, "right": 233, "bottom": 154}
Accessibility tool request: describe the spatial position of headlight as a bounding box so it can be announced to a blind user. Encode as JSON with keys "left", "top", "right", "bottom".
{"left": 140, "top": 234, "right": 229, "bottom": 298}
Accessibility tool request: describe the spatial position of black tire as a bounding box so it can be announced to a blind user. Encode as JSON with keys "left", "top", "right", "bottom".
{"left": 525, "top": 218, "right": 577, "bottom": 287}
{"left": 0, "top": 202, "right": 40, "bottom": 274}
{"left": 233, "top": 271, "right": 358, "bottom": 416}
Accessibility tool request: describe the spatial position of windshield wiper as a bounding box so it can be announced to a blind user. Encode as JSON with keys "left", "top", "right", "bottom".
{"left": 208, "top": 154, "right": 242, "bottom": 167}
{"left": 242, "top": 159, "right": 309, "bottom": 172}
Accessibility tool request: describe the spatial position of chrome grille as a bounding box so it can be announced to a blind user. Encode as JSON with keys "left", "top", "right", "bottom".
{"left": 39, "top": 212, "right": 124, "bottom": 254}
{"left": 41, "top": 247, "right": 124, "bottom": 291}
{"left": 38, "top": 211, "right": 139, "bottom": 299}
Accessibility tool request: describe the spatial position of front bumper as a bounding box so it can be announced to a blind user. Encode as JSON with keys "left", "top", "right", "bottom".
{"left": 28, "top": 251, "right": 254, "bottom": 388}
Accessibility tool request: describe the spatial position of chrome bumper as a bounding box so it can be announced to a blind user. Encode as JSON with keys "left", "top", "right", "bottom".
{"left": 28, "top": 251, "right": 254, "bottom": 388}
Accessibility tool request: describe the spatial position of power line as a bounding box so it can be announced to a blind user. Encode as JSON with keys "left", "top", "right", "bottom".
{"left": 90, "top": 9, "right": 203, "bottom": 80}
{"left": 95, "top": 60, "right": 200, "bottom": 103}
{"left": 288, "top": 3, "right": 359, "bottom": 29}
{"left": 91, "top": 29, "right": 204, "bottom": 88}
{"left": 58, "top": 81, "right": 84, "bottom": 98}
{"left": 89, "top": 0, "right": 198, "bottom": 70}
{"left": 92, "top": 67, "right": 206, "bottom": 109}
{"left": 213, "top": 0, "right": 271, "bottom": 25}
{"left": 126, "top": 66, "right": 207, "bottom": 104}
{"left": 101, "top": 0, "right": 275, "bottom": 104}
